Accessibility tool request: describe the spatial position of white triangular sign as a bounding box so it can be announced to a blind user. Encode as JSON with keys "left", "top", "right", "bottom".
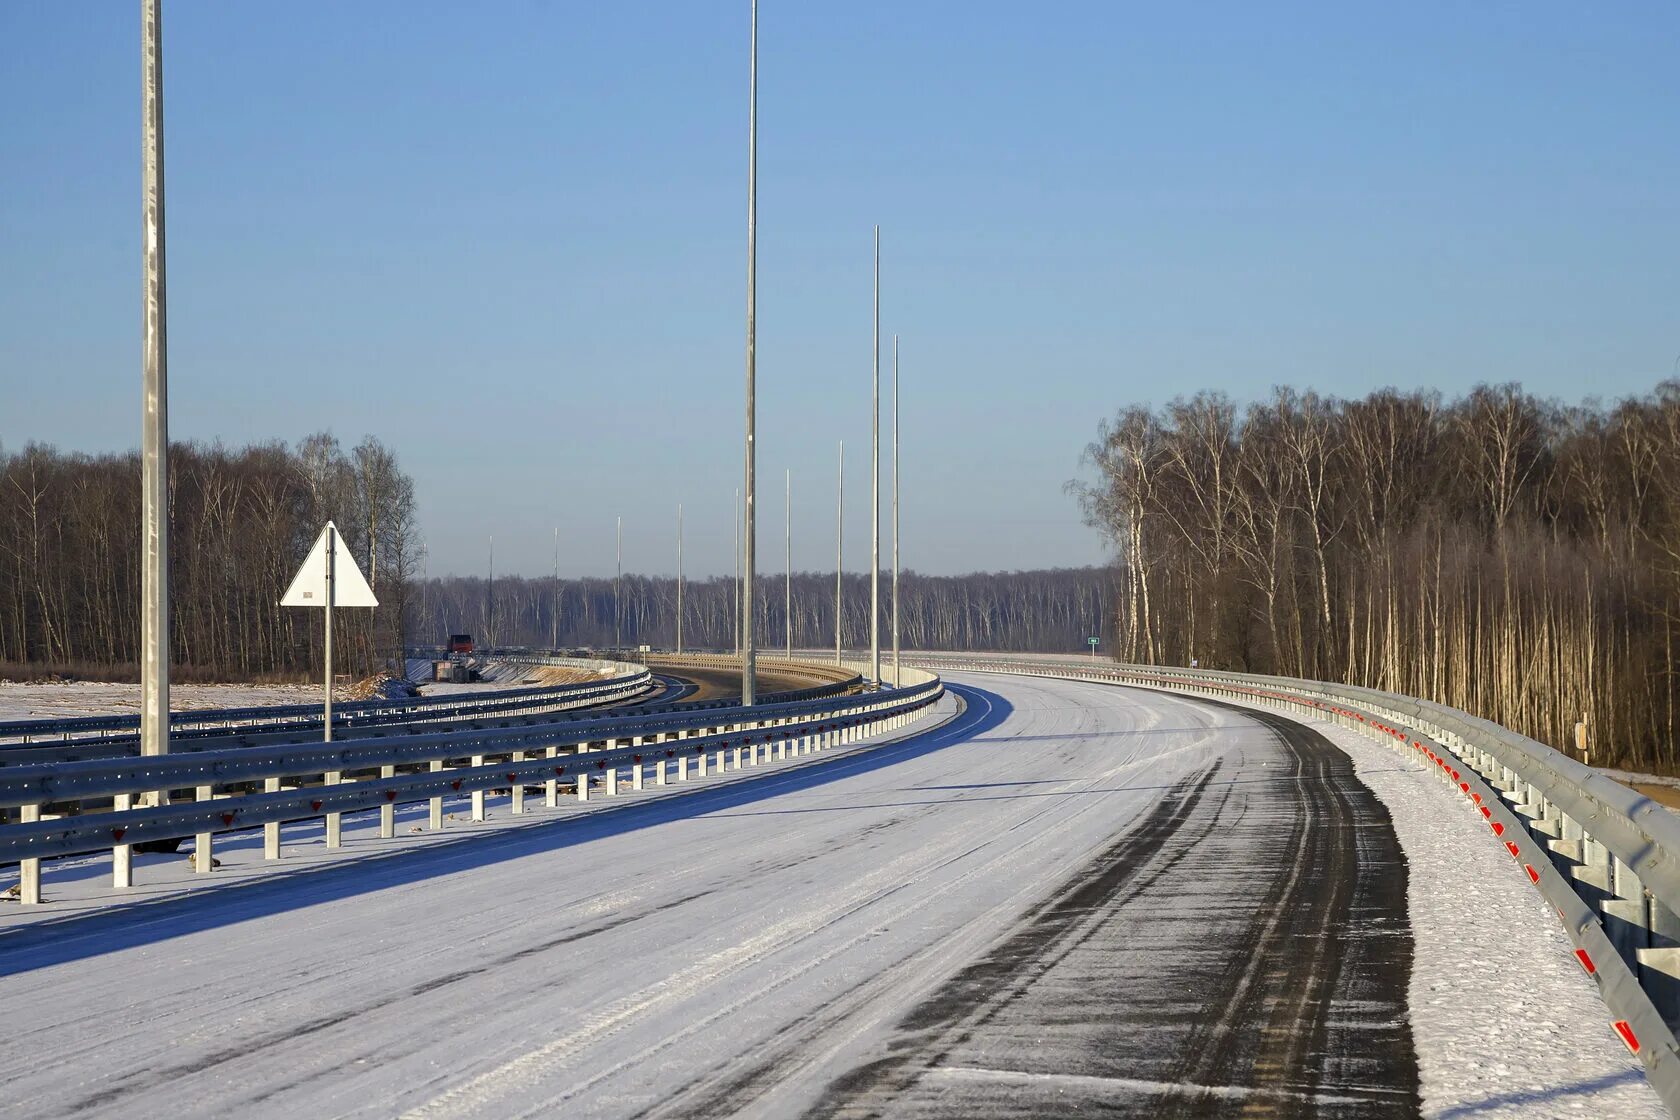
{"left": 281, "top": 522, "right": 378, "bottom": 608}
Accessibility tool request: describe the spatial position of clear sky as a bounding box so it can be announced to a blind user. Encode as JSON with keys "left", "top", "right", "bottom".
{"left": 3, "top": 2, "right": 1677, "bottom": 579}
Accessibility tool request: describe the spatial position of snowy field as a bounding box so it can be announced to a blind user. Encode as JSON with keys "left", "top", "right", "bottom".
{"left": 0, "top": 679, "right": 335, "bottom": 722}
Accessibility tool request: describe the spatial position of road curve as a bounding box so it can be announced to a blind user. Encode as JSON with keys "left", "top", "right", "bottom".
{"left": 0, "top": 672, "right": 1419, "bottom": 1119}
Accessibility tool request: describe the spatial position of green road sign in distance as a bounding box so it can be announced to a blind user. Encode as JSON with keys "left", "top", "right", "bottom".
{"left": 1088, "top": 637, "right": 1099, "bottom": 646}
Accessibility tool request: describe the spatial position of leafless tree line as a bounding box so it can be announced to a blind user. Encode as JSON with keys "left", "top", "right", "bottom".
{"left": 418, "top": 566, "right": 1111, "bottom": 656}
{"left": 0, "top": 434, "right": 422, "bottom": 680}
{"left": 1075, "top": 382, "right": 1680, "bottom": 771}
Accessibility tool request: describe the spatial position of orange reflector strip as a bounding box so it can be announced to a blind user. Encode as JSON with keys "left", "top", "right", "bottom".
{"left": 1613, "top": 1020, "right": 1640, "bottom": 1054}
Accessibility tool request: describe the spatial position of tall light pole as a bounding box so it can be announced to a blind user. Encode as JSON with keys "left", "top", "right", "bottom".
{"left": 733, "top": 488, "right": 741, "bottom": 656}
{"left": 785, "top": 467, "right": 792, "bottom": 659}
{"left": 615, "top": 516, "right": 622, "bottom": 648}
{"left": 141, "top": 0, "right": 170, "bottom": 762}
{"left": 869, "top": 225, "right": 881, "bottom": 688}
{"left": 835, "top": 440, "right": 844, "bottom": 664}
{"left": 676, "top": 504, "right": 684, "bottom": 654}
{"left": 892, "top": 333, "right": 900, "bottom": 688}
{"left": 552, "top": 526, "right": 560, "bottom": 649}
{"left": 487, "top": 535, "right": 495, "bottom": 647}
{"left": 741, "top": 0, "right": 759, "bottom": 704}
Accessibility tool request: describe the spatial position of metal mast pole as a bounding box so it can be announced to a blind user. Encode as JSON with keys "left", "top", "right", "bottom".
{"left": 836, "top": 440, "right": 844, "bottom": 664}
{"left": 676, "top": 504, "right": 684, "bottom": 654}
{"left": 615, "top": 516, "right": 622, "bottom": 648}
{"left": 785, "top": 467, "right": 791, "bottom": 659}
{"left": 741, "top": 0, "right": 759, "bottom": 704}
{"left": 552, "top": 526, "right": 559, "bottom": 649}
{"left": 324, "top": 525, "right": 336, "bottom": 741}
{"left": 870, "top": 225, "right": 881, "bottom": 688}
{"left": 140, "top": 0, "right": 170, "bottom": 761}
{"left": 487, "top": 535, "right": 494, "bottom": 647}
{"left": 892, "top": 333, "right": 900, "bottom": 688}
{"left": 734, "top": 489, "right": 741, "bottom": 656}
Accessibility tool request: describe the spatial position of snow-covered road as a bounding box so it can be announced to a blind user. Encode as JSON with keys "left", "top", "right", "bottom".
{"left": 0, "top": 672, "right": 1653, "bottom": 1118}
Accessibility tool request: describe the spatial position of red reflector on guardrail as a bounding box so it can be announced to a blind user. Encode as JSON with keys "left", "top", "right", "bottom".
{"left": 221, "top": 812, "right": 235, "bottom": 826}
{"left": 111, "top": 828, "right": 126, "bottom": 841}
{"left": 1480, "top": 806, "right": 1492, "bottom": 819}
{"left": 384, "top": 790, "right": 397, "bottom": 801}
{"left": 1506, "top": 841, "right": 1521, "bottom": 859}
{"left": 1460, "top": 782, "right": 1470, "bottom": 793}
{"left": 1613, "top": 1020, "right": 1640, "bottom": 1054}
{"left": 1575, "top": 949, "right": 1596, "bottom": 975}
{"left": 1491, "top": 822, "right": 1504, "bottom": 836}
{"left": 310, "top": 800, "right": 322, "bottom": 812}
{"left": 1526, "top": 865, "right": 1541, "bottom": 884}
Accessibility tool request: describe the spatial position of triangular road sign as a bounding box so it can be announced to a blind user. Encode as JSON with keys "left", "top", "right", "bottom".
{"left": 281, "top": 521, "right": 378, "bottom": 608}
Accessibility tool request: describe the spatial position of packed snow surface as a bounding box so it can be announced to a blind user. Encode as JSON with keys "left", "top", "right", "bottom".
{"left": 0, "top": 671, "right": 1660, "bottom": 1118}
{"left": 1195, "top": 687, "right": 1662, "bottom": 1119}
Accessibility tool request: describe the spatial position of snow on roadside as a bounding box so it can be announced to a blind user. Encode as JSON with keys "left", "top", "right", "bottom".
{"left": 0, "top": 680, "right": 336, "bottom": 723}
{"left": 1219, "top": 696, "right": 1663, "bottom": 1118}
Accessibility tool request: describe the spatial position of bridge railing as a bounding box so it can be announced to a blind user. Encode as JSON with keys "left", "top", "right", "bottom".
{"left": 914, "top": 652, "right": 1680, "bottom": 1113}
{"left": 1, "top": 663, "right": 944, "bottom": 909}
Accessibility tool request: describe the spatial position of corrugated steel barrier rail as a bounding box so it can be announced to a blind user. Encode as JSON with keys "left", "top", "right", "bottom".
{"left": 910, "top": 653, "right": 1680, "bottom": 1116}
{"left": 0, "top": 661, "right": 943, "bottom": 914}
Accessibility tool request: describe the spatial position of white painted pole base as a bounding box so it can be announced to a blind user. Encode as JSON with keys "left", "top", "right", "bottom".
{"left": 112, "top": 791, "right": 133, "bottom": 888}
{"left": 264, "top": 777, "right": 282, "bottom": 859}
{"left": 195, "top": 784, "right": 214, "bottom": 873}
{"left": 380, "top": 765, "right": 396, "bottom": 838}
{"left": 325, "top": 770, "right": 343, "bottom": 848}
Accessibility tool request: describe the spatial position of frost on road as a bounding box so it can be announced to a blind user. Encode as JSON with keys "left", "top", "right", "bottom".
{"left": 0, "top": 672, "right": 1643, "bottom": 1118}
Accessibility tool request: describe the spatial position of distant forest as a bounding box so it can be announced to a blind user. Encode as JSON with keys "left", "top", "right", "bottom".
{"left": 0, "top": 435, "right": 1109, "bottom": 681}
{"left": 415, "top": 566, "right": 1110, "bottom": 656}
{"left": 0, "top": 435, "right": 422, "bottom": 680}
{"left": 1075, "top": 382, "right": 1680, "bottom": 771}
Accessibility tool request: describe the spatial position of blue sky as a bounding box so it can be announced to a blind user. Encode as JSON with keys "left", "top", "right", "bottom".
{"left": 3, "top": 2, "right": 1677, "bottom": 579}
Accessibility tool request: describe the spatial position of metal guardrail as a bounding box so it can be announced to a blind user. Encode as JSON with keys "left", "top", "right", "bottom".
{"left": 913, "top": 653, "right": 1680, "bottom": 1115}
{"left": 1, "top": 663, "right": 944, "bottom": 909}
{"left": 0, "top": 655, "right": 651, "bottom": 747}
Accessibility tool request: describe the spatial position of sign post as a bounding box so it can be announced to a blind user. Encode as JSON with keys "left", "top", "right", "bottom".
{"left": 282, "top": 522, "right": 377, "bottom": 850}
{"left": 1088, "top": 636, "right": 1099, "bottom": 659}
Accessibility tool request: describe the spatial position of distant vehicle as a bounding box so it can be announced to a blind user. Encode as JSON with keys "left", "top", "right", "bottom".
{"left": 447, "top": 633, "right": 474, "bottom": 654}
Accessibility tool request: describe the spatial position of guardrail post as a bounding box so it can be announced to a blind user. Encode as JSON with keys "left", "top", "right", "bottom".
{"left": 195, "top": 784, "right": 213, "bottom": 872}
{"left": 577, "top": 771, "right": 590, "bottom": 801}
{"left": 605, "top": 766, "right": 617, "bottom": 796}
{"left": 110, "top": 792, "right": 135, "bottom": 887}
{"left": 1604, "top": 857, "right": 1652, "bottom": 971}
{"left": 714, "top": 746, "right": 725, "bottom": 773}
{"left": 471, "top": 755, "right": 486, "bottom": 821}
{"left": 511, "top": 751, "right": 525, "bottom": 815}
{"left": 325, "top": 769, "right": 343, "bottom": 848}
{"left": 632, "top": 759, "right": 643, "bottom": 791}
{"left": 656, "top": 759, "right": 667, "bottom": 785}
{"left": 19, "top": 803, "right": 41, "bottom": 903}
{"left": 431, "top": 760, "right": 446, "bottom": 826}
{"left": 264, "top": 777, "right": 282, "bottom": 858}
{"left": 750, "top": 740, "right": 760, "bottom": 767}
{"left": 697, "top": 749, "right": 708, "bottom": 778}
{"left": 734, "top": 744, "right": 744, "bottom": 770}
{"left": 544, "top": 747, "right": 558, "bottom": 807}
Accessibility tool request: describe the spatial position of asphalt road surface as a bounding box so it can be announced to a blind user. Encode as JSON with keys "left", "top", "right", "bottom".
{"left": 0, "top": 672, "right": 1419, "bottom": 1119}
